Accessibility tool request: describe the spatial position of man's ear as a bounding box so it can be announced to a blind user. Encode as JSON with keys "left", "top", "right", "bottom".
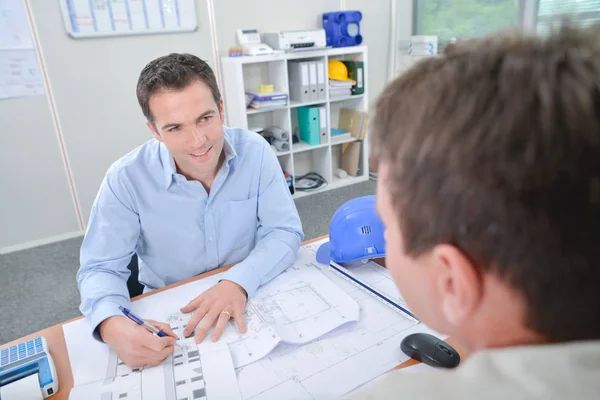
{"left": 432, "top": 244, "right": 483, "bottom": 326}
{"left": 219, "top": 98, "right": 225, "bottom": 123}
{"left": 147, "top": 121, "right": 162, "bottom": 142}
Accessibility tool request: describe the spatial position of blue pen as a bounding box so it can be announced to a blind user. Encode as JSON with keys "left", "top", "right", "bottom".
{"left": 119, "top": 306, "right": 168, "bottom": 337}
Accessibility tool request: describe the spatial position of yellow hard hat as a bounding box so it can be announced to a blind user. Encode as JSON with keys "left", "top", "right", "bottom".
{"left": 328, "top": 60, "right": 355, "bottom": 83}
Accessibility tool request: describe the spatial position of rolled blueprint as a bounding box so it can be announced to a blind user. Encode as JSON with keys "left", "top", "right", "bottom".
{"left": 273, "top": 139, "right": 290, "bottom": 152}
{"left": 266, "top": 126, "right": 289, "bottom": 141}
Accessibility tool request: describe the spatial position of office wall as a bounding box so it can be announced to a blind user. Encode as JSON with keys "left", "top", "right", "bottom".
{"left": 0, "top": 0, "right": 413, "bottom": 252}
{"left": 0, "top": 95, "right": 80, "bottom": 250}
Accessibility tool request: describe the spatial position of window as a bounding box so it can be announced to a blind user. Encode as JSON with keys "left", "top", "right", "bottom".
{"left": 415, "top": 0, "right": 521, "bottom": 45}
{"left": 537, "top": 1, "right": 600, "bottom": 34}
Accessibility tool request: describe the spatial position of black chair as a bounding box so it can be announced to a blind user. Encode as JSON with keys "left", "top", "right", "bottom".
{"left": 126, "top": 254, "right": 145, "bottom": 298}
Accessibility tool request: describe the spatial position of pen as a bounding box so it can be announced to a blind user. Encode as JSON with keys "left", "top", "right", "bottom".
{"left": 119, "top": 306, "right": 168, "bottom": 337}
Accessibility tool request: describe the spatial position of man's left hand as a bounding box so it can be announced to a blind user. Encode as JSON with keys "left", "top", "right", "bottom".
{"left": 180, "top": 280, "right": 248, "bottom": 343}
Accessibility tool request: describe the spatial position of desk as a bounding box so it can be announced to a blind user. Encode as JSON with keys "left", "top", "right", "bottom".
{"left": 0, "top": 236, "right": 464, "bottom": 399}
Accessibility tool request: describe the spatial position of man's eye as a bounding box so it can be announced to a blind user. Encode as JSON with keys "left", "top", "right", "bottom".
{"left": 199, "top": 116, "right": 212, "bottom": 123}
{"left": 169, "top": 126, "right": 180, "bottom": 132}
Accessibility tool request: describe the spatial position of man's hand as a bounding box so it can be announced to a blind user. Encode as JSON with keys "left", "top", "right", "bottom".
{"left": 99, "top": 316, "right": 177, "bottom": 368}
{"left": 180, "top": 280, "right": 248, "bottom": 343}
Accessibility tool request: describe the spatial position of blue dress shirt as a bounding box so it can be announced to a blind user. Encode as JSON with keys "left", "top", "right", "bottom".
{"left": 77, "top": 127, "right": 304, "bottom": 333}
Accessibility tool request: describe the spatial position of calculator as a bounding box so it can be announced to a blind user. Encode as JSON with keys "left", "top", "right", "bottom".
{"left": 0, "top": 337, "right": 58, "bottom": 398}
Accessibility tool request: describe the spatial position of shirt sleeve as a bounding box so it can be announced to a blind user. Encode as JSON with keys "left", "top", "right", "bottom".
{"left": 77, "top": 169, "right": 140, "bottom": 340}
{"left": 222, "top": 145, "right": 304, "bottom": 297}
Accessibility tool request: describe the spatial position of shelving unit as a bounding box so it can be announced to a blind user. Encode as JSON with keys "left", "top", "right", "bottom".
{"left": 221, "top": 46, "right": 369, "bottom": 199}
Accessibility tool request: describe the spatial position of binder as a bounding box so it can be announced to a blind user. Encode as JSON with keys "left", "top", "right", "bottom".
{"left": 316, "top": 61, "right": 326, "bottom": 100}
{"left": 288, "top": 61, "right": 310, "bottom": 102}
{"left": 343, "top": 61, "right": 365, "bottom": 95}
{"left": 297, "top": 107, "right": 321, "bottom": 145}
{"left": 318, "top": 106, "right": 327, "bottom": 143}
{"left": 308, "top": 61, "right": 318, "bottom": 101}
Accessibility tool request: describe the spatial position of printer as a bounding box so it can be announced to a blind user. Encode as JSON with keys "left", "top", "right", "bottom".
{"left": 263, "top": 29, "right": 327, "bottom": 51}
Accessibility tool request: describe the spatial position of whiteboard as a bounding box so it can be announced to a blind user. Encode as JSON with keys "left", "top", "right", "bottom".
{"left": 59, "top": 0, "right": 198, "bottom": 39}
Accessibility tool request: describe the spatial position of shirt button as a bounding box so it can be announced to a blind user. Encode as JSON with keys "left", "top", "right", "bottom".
{"left": 209, "top": 236, "right": 214, "bottom": 241}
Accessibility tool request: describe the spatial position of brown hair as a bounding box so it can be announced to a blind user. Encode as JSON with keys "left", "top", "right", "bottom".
{"left": 136, "top": 53, "right": 221, "bottom": 123}
{"left": 372, "top": 25, "right": 600, "bottom": 342}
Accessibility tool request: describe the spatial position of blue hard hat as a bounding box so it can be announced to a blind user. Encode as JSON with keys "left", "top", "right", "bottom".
{"left": 316, "top": 195, "right": 385, "bottom": 264}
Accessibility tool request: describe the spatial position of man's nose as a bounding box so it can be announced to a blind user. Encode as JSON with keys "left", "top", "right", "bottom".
{"left": 190, "top": 125, "right": 207, "bottom": 145}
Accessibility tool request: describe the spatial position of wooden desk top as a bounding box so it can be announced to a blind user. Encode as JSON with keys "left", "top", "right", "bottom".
{"left": 0, "top": 236, "right": 464, "bottom": 399}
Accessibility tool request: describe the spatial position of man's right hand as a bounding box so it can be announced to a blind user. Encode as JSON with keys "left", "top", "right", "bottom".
{"left": 99, "top": 316, "right": 177, "bottom": 368}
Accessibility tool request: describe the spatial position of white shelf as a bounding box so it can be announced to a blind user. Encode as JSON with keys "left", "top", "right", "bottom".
{"left": 292, "top": 141, "right": 329, "bottom": 153}
{"left": 289, "top": 99, "right": 327, "bottom": 109}
{"left": 293, "top": 175, "right": 368, "bottom": 199}
{"left": 330, "top": 94, "right": 364, "bottom": 103}
{"left": 330, "top": 136, "right": 358, "bottom": 145}
{"left": 221, "top": 46, "right": 369, "bottom": 200}
{"left": 246, "top": 105, "right": 288, "bottom": 115}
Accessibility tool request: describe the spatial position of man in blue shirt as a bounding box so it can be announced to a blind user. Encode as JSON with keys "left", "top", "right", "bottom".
{"left": 77, "top": 53, "right": 303, "bottom": 368}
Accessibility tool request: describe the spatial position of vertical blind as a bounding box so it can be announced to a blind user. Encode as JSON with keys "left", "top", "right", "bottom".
{"left": 537, "top": 0, "right": 600, "bottom": 34}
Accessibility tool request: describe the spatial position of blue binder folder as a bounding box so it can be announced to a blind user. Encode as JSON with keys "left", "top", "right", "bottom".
{"left": 297, "top": 107, "right": 321, "bottom": 146}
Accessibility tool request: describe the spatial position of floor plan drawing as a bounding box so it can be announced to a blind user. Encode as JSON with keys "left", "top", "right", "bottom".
{"left": 231, "top": 240, "right": 439, "bottom": 400}
{"left": 69, "top": 338, "right": 240, "bottom": 400}
{"left": 169, "top": 263, "right": 361, "bottom": 368}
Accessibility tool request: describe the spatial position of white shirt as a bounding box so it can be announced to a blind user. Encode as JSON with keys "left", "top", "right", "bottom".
{"left": 348, "top": 340, "right": 600, "bottom": 400}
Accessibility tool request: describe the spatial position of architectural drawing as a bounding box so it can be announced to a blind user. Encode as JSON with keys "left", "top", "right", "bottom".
{"left": 169, "top": 263, "right": 360, "bottom": 368}
{"left": 232, "top": 241, "right": 434, "bottom": 400}
{"left": 69, "top": 338, "right": 235, "bottom": 400}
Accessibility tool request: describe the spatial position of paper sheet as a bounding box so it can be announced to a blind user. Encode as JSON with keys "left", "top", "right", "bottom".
{"left": 0, "top": 373, "right": 43, "bottom": 400}
{"left": 0, "top": 0, "right": 33, "bottom": 50}
{"left": 0, "top": 49, "right": 44, "bottom": 99}
{"left": 233, "top": 239, "right": 447, "bottom": 399}
{"left": 69, "top": 338, "right": 239, "bottom": 400}
{"left": 64, "top": 244, "right": 361, "bottom": 397}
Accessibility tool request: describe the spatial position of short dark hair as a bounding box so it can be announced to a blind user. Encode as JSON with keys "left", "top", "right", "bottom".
{"left": 136, "top": 53, "right": 221, "bottom": 123}
{"left": 372, "top": 25, "right": 600, "bottom": 342}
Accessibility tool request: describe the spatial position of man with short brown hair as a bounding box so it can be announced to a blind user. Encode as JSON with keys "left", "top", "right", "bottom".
{"left": 352, "top": 25, "right": 600, "bottom": 399}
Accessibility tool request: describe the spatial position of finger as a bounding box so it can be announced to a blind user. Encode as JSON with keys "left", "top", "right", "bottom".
{"left": 233, "top": 308, "right": 247, "bottom": 334}
{"left": 181, "top": 293, "right": 206, "bottom": 313}
{"left": 141, "top": 344, "right": 175, "bottom": 363}
{"left": 147, "top": 319, "right": 178, "bottom": 339}
{"left": 140, "top": 331, "right": 176, "bottom": 352}
{"left": 123, "top": 356, "right": 154, "bottom": 369}
{"left": 195, "top": 311, "right": 219, "bottom": 343}
{"left": 184, "top": 304, "right": 210, "bottom": 337}
{"left": 211, "top": 312, "right": 231, "bottom": 342}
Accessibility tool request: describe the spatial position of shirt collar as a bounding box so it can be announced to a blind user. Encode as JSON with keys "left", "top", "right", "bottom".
{"left": 160, "top": 128, "right": 238, "bottom": 190}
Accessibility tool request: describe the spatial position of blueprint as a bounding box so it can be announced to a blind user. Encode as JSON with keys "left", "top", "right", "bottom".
{"left": 64, "top": 244, "right": 360, "bottom": 388}
{"left": 232, "top": 239, "right": 442, "bottom": 400}
{"left": 64, "top": 240, "right": 445, "bottom": 399}
{"left": 69, "top": 338, "right": 241, "bottom": 400}
{"left": 164, "top": 263, "right": 360, "bottom": 368}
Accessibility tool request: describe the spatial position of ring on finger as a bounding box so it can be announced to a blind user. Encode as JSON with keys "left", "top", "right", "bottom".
{"left": 221, "top": 310, "right": 232, "bottom": 319}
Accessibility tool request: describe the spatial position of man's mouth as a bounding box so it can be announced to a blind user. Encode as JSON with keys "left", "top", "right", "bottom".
{"left": 190, "top": 146, "right": 212, "bottom": 159}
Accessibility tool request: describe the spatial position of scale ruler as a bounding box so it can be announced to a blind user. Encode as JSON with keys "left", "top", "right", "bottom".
{"left": 329, "top": 261, "right": 420, "bottom": 324}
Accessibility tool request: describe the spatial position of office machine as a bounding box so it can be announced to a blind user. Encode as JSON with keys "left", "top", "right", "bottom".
{"left": 263, "top": 29, "right": 327, "bottom": 51}
{"left": 322, "top": 11, "right": 363, "bottom": 47}
{"left": 236, "top": 28, "right": 274, "bottom": 56}
{"left": 0, "top": 337, "right": 58, "bottom": 399}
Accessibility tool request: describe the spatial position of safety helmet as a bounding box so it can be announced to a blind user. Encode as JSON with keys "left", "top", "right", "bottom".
{"left": 328, "top": 60, "right": 356, "bottom": 83}
{"left": 316, "top": 195, "right": 385, "bottom": 264}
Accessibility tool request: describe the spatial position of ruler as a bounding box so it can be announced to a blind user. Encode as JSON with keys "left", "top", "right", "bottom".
{"left": 329, "top": 261, "right": 420, "bottom": 324}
